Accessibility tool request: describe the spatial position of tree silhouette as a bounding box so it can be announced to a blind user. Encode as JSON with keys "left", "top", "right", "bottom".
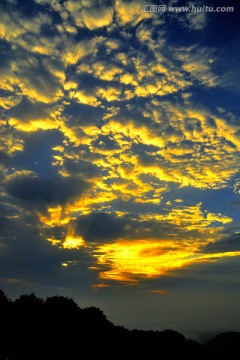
{"left": 0, "top": 290, "right": 11, "bottom": 359}
{"left": 0, "top": 289, "right": 239, "bottom": 360}
{"left": 206, "top": 332, "right": 240, "bottom": 360}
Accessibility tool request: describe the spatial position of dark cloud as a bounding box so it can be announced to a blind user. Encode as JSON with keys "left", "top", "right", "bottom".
{"left": 131, "top": 143, "right": 159, "bottom": 154}
{"left": 140, "top": 255, "right": 240, "bottom": 294}
{"left": 18, "top": 57, "right": 62, "bottom": 102}
{"left": 202, "top": 233, "right": 240, "bottom": 254}
{"left": 0, "top": 150, "right": 10, "bottom": 168}
{"left": 137, "top": 151, "right": 157, "bottom": 167}
{"left": 92, "top": 134, "right": 120, "bottom": 151}
{"left": 0, "top": 213, "right": 97, "bottom": 291}
{"left": 0, "top": 39, "right": 13, "bottom": 72}
{"left": 0, "top": 216, "right": 13, "bottom": 237}
{"left": 63, "top": 102, "right": 104, "bottom": 127}
{"left": 130, "top": 143, "right": 162, "bottom": 175}
{"left": 74, "top": 212, "right": 128, "bottom": 242}
{"left": 14, "top": 0, "right": 48, "bottom": 18}
{"left": 12, "top": 130, "right": 64, "bottom": 177}
{"left": 63, "top": 158, "right": 99, "bottom": 178}
{"left": 10, "top": 97, "right": 52, "bottom": 122}
{"left": 107, "top": 101, "right": 150, "bottom": 127}
{"left": 6, "top": 173, "right": 90, "bottom": 207}
{"left": 73, "top": 211, "right": 192, "bottom": 243}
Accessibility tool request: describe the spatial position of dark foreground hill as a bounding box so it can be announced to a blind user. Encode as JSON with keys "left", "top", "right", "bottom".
{"left": 0, "top": 289, "right": 239, "bottom": 360}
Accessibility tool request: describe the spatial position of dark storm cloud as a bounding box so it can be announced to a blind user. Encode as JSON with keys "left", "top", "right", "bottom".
{"left": 6, "top": 173, "right": 90, "bottom": 207}
{"left": 202, "top": 233, "right": 240, "bottom": 254}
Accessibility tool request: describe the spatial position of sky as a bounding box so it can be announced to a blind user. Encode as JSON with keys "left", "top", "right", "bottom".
{"left": 0, "top": 0, "right": 240, "bottom": 341}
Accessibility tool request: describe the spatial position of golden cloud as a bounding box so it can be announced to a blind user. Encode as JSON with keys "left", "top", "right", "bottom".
{"left": 62, "top": 37, "right": 105, "bottom": 65}
{"left": 82, "top": 6, "right": 114, "bottom": 30}
{"left": 115, "top": 0, "right": 151, "bottom": 26}
{"left": 94, "top": 239, "right": 240, "bottom": 283}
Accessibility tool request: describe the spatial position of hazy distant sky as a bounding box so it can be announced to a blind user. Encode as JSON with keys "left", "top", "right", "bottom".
{"left": 0, "top": 0, "right": 240, "bottom": 340}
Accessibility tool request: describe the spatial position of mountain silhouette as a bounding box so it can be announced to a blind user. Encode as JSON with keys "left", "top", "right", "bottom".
{"left": 0, "top": 289, "right": 239, "bottom": 359}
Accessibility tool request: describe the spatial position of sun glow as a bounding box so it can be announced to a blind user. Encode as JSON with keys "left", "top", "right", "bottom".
{"left": 61, "top": 222, "right": 86, "bottom": 249}
{"left": 63, "top": 235, "right": 85, "bottom": 249}
{"left": 94, "top": 240, "right": 240, "bottom": 282}
{"left": 94, "top": 240, "right": 196, "bottom": 282}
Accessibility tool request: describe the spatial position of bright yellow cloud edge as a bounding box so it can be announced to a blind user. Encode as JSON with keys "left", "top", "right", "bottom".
{"left": 94, "top": 240, "right": 240, "bottom": 283}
